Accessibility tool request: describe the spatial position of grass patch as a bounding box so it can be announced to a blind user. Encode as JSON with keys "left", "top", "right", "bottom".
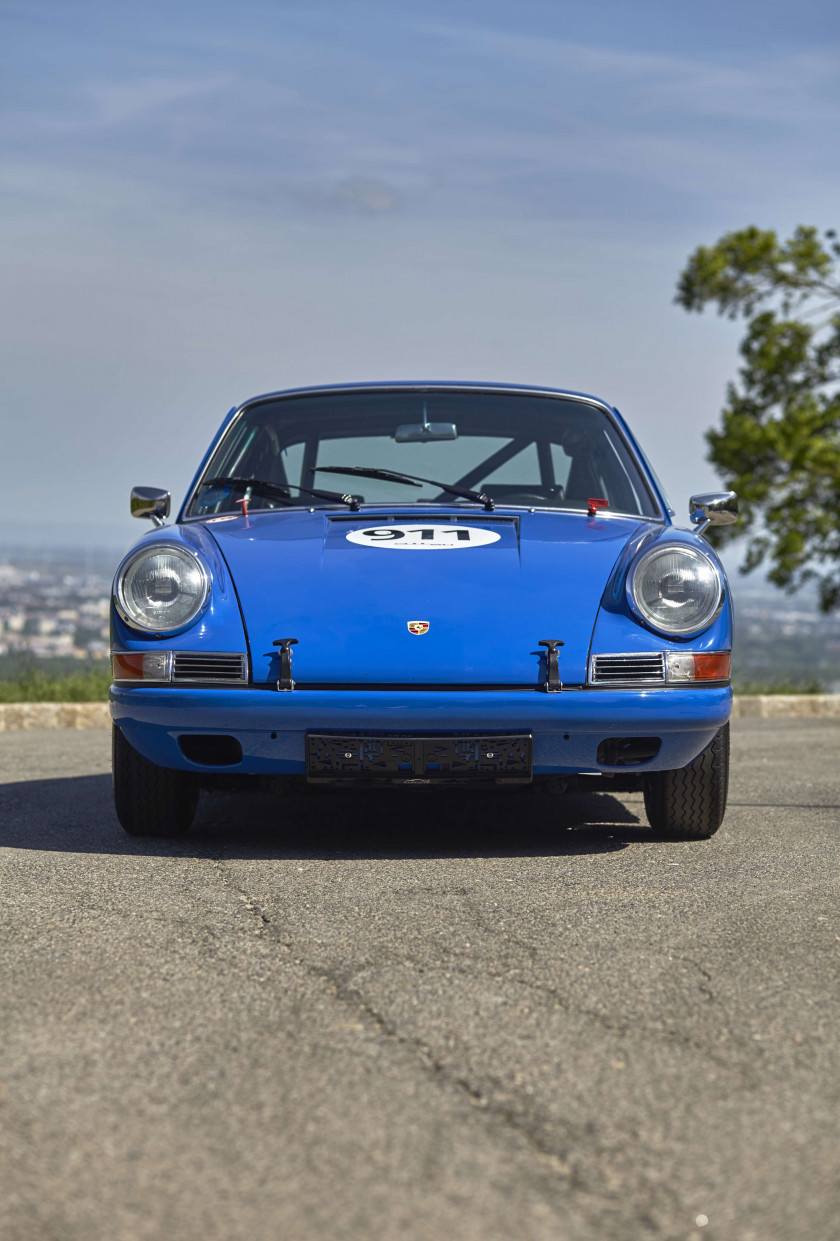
{"left": 731, "top": 678, "right": 824, "bottom": 695}
{"left": 0, "top": 658, "right": 111, "bottom": 702}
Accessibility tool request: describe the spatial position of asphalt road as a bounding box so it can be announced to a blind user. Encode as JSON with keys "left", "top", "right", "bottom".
{"left": 1, "top": 720, "right": 838, "bottom": 1241}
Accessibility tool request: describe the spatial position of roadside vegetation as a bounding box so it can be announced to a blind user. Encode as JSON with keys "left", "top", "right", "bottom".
{"left": 0, "top": 656, "right": 111, "bottom": 702}
{"left": 731, "top": 678, "right": 823, "bottom": 695}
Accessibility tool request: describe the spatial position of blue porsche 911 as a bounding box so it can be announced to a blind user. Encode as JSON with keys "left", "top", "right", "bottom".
{"left": 110, "top": 382, "right": 737, "bottom": 840}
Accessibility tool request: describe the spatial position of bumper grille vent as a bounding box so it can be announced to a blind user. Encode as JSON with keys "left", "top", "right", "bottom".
{"left": 171, "top": 653, "right": 248, "bottom": 684}
{"left": 590, "top": 653, "right": 666, "bottom": 685}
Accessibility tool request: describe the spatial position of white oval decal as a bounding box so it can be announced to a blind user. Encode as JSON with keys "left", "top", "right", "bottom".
{"left": 346, "top": 524, "right": 501, "bottom": 550}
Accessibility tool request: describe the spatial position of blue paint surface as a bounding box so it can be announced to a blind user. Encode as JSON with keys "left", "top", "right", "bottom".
{"left": 205, "top": 507, "right": 647, "bottom": 685}
{"left": 111, "top": 383, "right": 734, "bottom": 777}
{"left": 111, "top": 685, "right": 731, "bottom": 775}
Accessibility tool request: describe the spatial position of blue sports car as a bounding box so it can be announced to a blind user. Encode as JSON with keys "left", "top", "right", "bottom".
{"left": 111, "top": 382, "right": 737, "bottom": 840}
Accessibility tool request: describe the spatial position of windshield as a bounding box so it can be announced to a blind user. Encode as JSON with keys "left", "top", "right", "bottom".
{"left": 185, "top": 389, "right": 660, "bottom": 519}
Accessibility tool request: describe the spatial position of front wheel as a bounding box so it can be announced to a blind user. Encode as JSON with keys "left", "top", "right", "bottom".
{"left": 112, "top": 725, "right": 198, "bottom": 836}
{"left": 643, "top": 723, "right": 729, "bottom": 841}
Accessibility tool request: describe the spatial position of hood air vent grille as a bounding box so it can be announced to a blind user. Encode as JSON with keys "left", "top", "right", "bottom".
{"left": 172, "top": 653, "right": 248, "bottom": 684}
{"left": 590, "top": 653, "right": 665, "bottom": 684}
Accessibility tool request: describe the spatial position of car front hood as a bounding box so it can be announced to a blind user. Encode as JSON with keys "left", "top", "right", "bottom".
{"left": 204, "top": 508, "right": 648, "bottom": 685}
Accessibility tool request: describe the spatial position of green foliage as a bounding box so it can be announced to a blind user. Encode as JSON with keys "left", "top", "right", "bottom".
{"left": 0, "top": 657, "right": 111, "bottom": 702}
{"left": 731, "top": 677, "right": 823, "bottom": 696}
{"left": 677, "top": 226, "right": 840, "bottom": 609}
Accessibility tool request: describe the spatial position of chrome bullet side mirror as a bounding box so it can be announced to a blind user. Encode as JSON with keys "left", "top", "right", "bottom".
{"left": 689, "top": 491, "right": 738, "bottom": 535}
{"left": 130, "top": 486, "right": 170, "bottom": 527}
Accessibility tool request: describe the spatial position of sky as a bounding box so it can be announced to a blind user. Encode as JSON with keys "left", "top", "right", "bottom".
{"left": 1, "top": 0, "right": 838, "bottom": 565}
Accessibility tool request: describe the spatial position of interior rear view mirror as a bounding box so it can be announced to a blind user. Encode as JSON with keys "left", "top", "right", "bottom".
{"left": 394, "top": 401, "right": 458, "bottom": 442}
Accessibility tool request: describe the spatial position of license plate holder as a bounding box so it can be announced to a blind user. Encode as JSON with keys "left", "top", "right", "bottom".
{"left": 306, "top": 733, "right": 533, "bottom": 782}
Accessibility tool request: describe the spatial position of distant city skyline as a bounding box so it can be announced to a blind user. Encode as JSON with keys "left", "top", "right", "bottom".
{"left": 2, "top": 0, "right": 838, "bottom": 560}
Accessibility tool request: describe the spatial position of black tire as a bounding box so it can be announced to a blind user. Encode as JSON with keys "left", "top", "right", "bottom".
{"left": 643, "top": 723, "right": 729, "bottom": 841}
{"left": 112, "top": 725, "right": 198, "bottom": 836}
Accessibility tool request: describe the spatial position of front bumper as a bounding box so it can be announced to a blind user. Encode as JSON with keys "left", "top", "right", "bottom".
{"left": 110, "top": 685, "right": 732, "bottom": 776}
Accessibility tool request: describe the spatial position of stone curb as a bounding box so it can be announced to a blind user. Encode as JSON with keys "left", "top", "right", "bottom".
{"left": 0, "top": 703, "right": 111, "bottom": 731}
{"left": 0, "top": 697, "right": 839, "bottom": 730}
{"left": 729, "top": 695, "right": 840, "bottom": 719}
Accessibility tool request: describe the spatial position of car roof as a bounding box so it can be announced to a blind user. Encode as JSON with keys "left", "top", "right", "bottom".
{"left": 235, "top": 381, "right": 617, "bottom": 412}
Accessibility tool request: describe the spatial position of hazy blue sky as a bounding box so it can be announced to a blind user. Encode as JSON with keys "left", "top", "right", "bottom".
{"left": 2, "top": 0, "right": 838, "bottom": 557}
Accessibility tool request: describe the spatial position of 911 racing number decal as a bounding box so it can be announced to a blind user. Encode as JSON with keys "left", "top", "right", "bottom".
{"left": 346, "top": 524, "right": 501, "bottom": 550}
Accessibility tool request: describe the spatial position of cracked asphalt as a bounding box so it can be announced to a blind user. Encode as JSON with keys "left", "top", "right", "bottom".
{"left": 1, "top": 719, "right": 839, "bottom": 1241}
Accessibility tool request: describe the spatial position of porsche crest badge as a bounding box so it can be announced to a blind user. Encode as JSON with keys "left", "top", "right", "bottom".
{"left": 407, "top": 621, "right": 430, "bottom": 636}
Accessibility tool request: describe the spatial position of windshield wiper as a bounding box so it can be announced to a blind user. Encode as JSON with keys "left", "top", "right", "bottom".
{"left": 312, "top": 466, "right": 494, "bottom": 512}
{"left": 201, "top": 476, "right": 362, "bottom": 511}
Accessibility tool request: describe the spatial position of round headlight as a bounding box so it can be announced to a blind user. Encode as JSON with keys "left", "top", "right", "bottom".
{"left": 628, "top": 544, "right": 723, "bottom": 636}
{"left": 115, "top": 545, "right": 210, "bottom": 633}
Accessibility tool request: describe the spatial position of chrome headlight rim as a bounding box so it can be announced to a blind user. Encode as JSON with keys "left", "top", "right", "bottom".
{"left": 626, "top": 542, "right": 724, "bottom": 637}
{"left": 114, "top": 541, "right": 211, "bottom": 635}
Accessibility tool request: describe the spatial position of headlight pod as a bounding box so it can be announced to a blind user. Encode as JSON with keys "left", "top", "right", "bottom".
{"left": 115, "top": 544, "right": 210, "bottom": 633}
{"left": 627, "top": 544, "right": 723, "bottom": 636}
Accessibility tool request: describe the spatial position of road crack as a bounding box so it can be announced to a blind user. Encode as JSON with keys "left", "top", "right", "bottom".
{"left": 206, "top": 857, "right": 689, "bottom": 1234}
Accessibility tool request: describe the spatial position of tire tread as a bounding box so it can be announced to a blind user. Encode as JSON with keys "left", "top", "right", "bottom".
{"left": 643, "top": 723, "right": 729, "bottom": 840}
{"left": 112, "top": 725, "right": 198, "bottom": 836}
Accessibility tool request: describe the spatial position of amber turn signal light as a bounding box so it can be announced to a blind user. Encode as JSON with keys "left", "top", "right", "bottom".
{"left": 666, "top": 651, "right": 730, "bottom": 682}
{"left": 111, "top": 652, "right": 172, "bottom": 682}
{"left": 692, "top": 652, "right": 731, "bottom": 681}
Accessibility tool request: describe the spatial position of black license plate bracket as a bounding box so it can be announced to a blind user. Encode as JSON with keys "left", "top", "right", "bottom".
{"left": 306, "top": 733, "right": 533, "bottom": 782}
